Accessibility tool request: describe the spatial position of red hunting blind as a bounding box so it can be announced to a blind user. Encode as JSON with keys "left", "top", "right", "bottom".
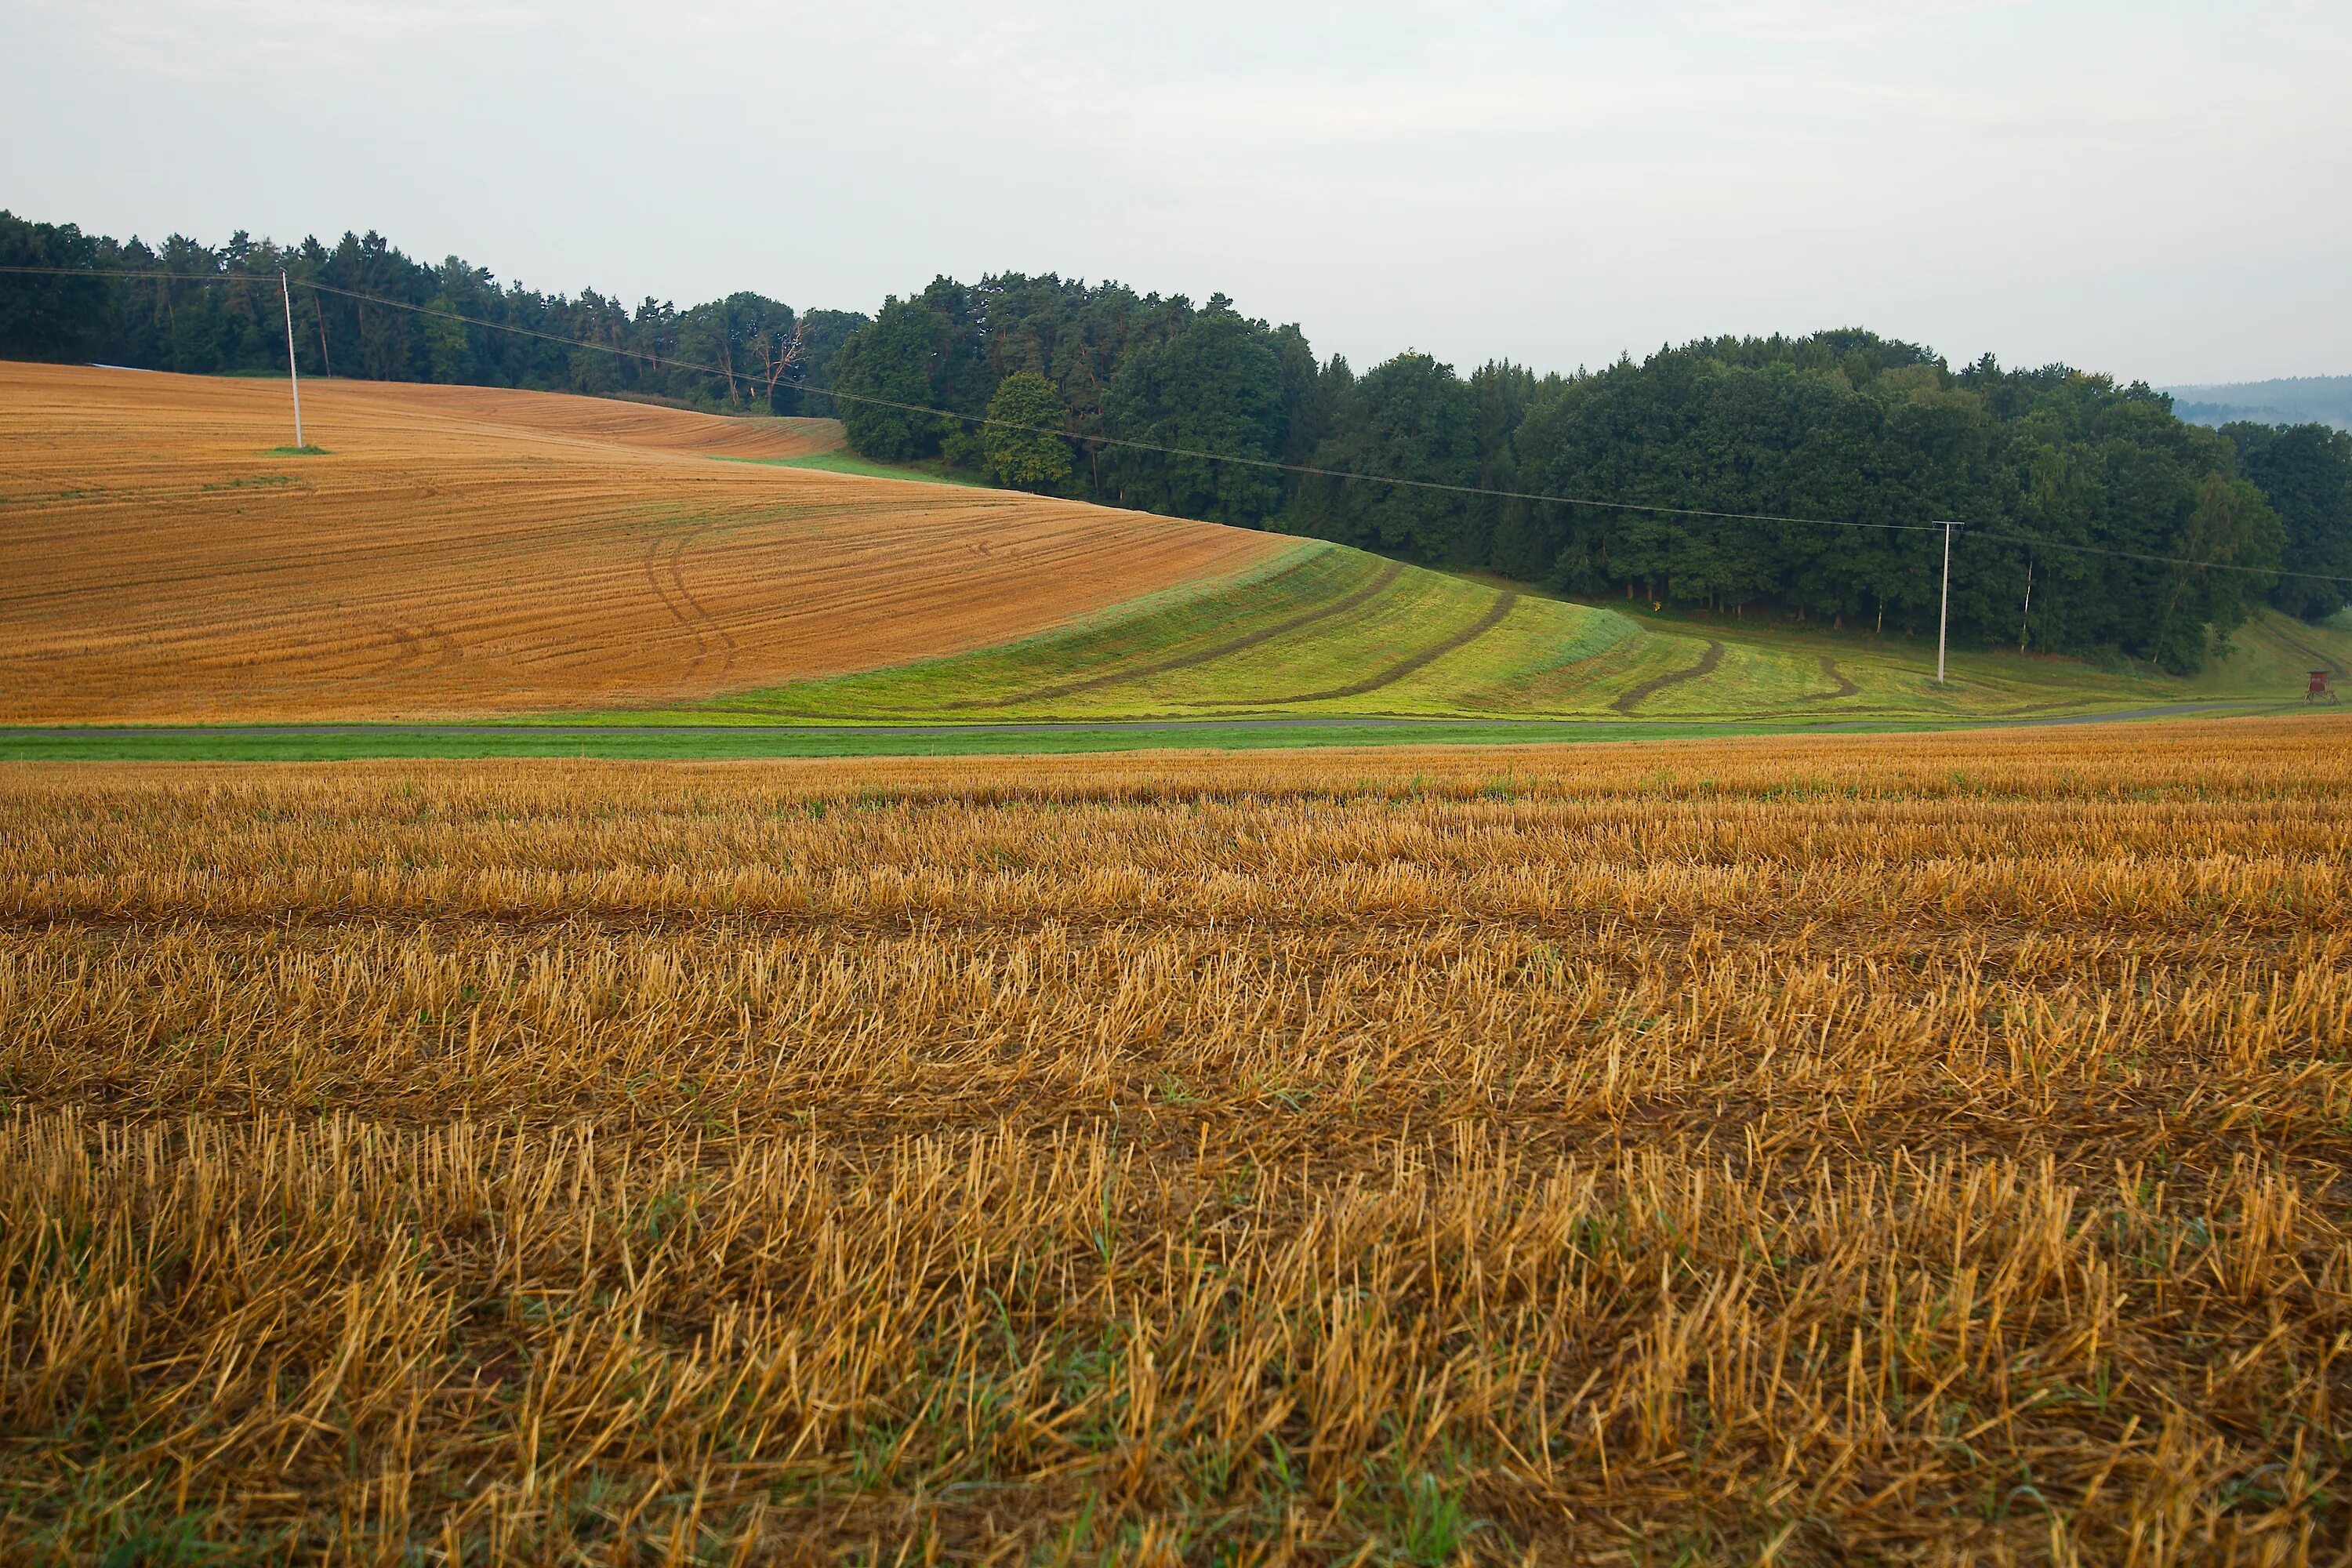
{"left": 2312, "top": 670, "right": 2337, "bottom": 702}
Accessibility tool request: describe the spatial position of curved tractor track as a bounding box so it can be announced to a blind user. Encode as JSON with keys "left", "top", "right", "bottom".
{"left": 1799, "top": 655, "right": 1862, "bottom": 702}
{"left": 960, "top": 561, "right": 1409, "bottom": 711}
{"left": 2269, "top": 622, "right": 2344, "bottom": 680}
{"left": 1239, "top": 593, "right": 1521, "bottom": 707}
{"left": 1613, "top": 640, "right": 1725, "bottom": 713}
{"left": 642, "top": 524, "right": 739, "bottom": 683}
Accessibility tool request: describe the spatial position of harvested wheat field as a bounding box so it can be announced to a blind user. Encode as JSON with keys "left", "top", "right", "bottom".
{"left": 5, "top": 713, "right": 2350, "bottom": 1561}
{"left": 0, "top": 362, "right": 1281, "bottom": 723}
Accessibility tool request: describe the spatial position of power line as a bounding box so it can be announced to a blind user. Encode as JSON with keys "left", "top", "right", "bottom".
{"left": 0, "top": 265, "right": 281, "bottom": 282}
{"left": 1975, "top": 528, "right": 2345, "bottom": 585}
{"left": 0, "top": 263, "right": 1940, "bottom": 534}
{"left": 298, "top": 279, "right": 1947, "bottom": 536}
{"left": 8, "top": 263, "right": 2351, "bottom": 586}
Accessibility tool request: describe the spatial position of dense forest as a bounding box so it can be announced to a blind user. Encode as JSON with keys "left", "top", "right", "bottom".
{"left": 6, "top": 210, "right": 2347, "bottom": 671}
{"left": 829, "top": 277, "right": 2347, "bottom": 671}
{"left": 0, "top": 211, "right": 866, "bottom": 414}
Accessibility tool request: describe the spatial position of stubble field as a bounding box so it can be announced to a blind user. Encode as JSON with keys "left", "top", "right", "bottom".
{"left": 4, "top": 713, "right": 2350, "bottom": 1562}
{"left": 0, "top": 363, "right": 1280, "bottom": 723}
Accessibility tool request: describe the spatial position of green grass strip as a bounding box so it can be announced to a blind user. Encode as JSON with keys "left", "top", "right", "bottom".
{"left": 726, "top": 452, "right": 989, "bottom": 487}
{"left": 0, "top": 717, "right": 1973, "bottom": 763}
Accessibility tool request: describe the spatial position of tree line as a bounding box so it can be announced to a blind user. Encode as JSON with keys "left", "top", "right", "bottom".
{"left": 6, "top": 210, "right": 2347, "bottom": 671}
{"left": 829, "top": 278, "right": 2349, "bottom": 672}
{"left": 0, "top": 211, "right": 866, "bottom": 415}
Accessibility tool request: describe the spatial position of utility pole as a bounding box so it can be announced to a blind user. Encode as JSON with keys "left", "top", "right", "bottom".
{"left": 1934, "top": 519, "right": 1963, "bottom": 685}
{"left": 280, "top": 271, "right": 304, "bottom": 450}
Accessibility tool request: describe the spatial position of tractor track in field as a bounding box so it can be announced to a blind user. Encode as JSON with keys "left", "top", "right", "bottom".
{"left": 368, "top": 622, "right": 461, "bottom": 681}
{"left": 1613, "top": 640, "right": 1724, "bottom": 713}
{"left": 642, "top": 524, "right": 737, "bottom": 681}
{"left": 1232, "top": 592, "right": 1520, "bottom": 706}
{"left": 2268, "top": 622, "right": 2343, "bottom": 679}
{"left": 1799, "top": 655, "right": 1861, "bottom": 701}
{"left": 957, "top": 560, "right": 1407, "bottom": 710}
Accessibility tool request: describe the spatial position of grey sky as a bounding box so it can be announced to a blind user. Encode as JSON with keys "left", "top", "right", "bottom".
{"left": 4, "top": 0, "right": 2347, "bottom": 384}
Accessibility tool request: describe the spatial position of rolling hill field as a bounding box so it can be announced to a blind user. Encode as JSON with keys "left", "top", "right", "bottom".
{"left": 3, "top": 361, "right": 2343, "bottom": 743}
{"left": 8, "top": 361, "right": 2351, "bottom": 1562}
{"left": 649, "top": 547, "right": 2349, "bottom": 728}
{"left": 0, "top": 364, "right": 1283, "bottom": 723}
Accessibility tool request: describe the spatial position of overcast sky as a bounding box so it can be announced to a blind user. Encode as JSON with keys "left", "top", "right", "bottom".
{"left": 4, "top": 1, "right": 2347, "bottom": 385}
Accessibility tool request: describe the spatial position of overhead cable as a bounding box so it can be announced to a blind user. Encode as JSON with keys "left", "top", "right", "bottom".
{"left": 7, "top": 263, "right": 2349, "bottom": 583}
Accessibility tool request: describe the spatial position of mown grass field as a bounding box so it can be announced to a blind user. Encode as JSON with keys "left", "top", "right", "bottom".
{"left": 5, "top": 714, "right": 2350, "bottom": 1561}
{"left": 637, "top": 541, "right": 2347, "bottom": 730}
{"left": 731, "top": 449, "right": 992, "bottom": 488}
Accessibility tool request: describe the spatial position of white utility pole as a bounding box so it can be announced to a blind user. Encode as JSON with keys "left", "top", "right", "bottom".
{"left": 1934, "top": 519, "right": 1963, "bottom": 685}
{"left": 280, "top": 271, "right": 304, "bottom": 449}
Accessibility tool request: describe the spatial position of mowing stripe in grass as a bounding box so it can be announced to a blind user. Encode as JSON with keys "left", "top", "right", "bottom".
{"left": 1613, "top": 640, "right": 1726, "bottom": 713}
{"left": 1238, "top": 591, "right": 1523, "bottom": 706}
{"left": 964, "top": 560, "right": 1411, "bottom": 709}
{"left": 1801, "top": 655, "right": 1863, "bottom": 701}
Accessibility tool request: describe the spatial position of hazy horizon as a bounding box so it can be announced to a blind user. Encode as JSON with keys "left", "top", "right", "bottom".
{"left": 5, "top": 1, "right": 2347, "bottom": 387}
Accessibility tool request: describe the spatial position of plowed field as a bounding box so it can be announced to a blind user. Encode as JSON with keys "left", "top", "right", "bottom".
{"left": 0, "top": 363, "right": 1282, "bottom": 722}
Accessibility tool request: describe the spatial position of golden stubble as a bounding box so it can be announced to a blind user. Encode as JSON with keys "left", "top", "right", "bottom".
{"left": 0, "top": 362, "right": 1280, "bottom": 723}
{"left": 4, "top": 715, "right": 2350, "bottom": 1562}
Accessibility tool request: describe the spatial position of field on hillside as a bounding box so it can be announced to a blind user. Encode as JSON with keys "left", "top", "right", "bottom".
{"left": 2195, "top": 606, "right": 2352, "bottom": 692}
{"left": 0, "top": 363, "right": 1279, "bottom": 723}
{"left": 5, "top": 714, "right": 2350, "bottom": 1562}
{"left": 659, "top": 545, "right": 2343, "bottom": 729}
{"left": 9, "top": 360, "right": 2339, "bottom": 739}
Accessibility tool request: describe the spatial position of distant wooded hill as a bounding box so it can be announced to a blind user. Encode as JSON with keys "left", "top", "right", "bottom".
{"left": 2168, "top": 376, "right": 2352, "bottom": 434}
{"left": 4, "top": 209, "right": 2348, "bottom": 672}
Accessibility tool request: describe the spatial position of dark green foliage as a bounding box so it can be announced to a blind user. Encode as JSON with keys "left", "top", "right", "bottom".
{"left": 0, "top": 210, "right": 864, "bottom": 415}
{"left": 2222, "top": 421, "right": 2352, "bottom": 620}
{"left": 1286, "top": 352, "right": 1479, "bottom": 560}
{"left": 828, "top": 295, "right": 960, "bottom": 461}
{"left": 981, "top": 372, "right": 1074, "bottom": 494}
{"left": 1487, "top": 341, "right": 2289, "bottom": 670}
{"left": 1100, "top": 299, "right": 1288, "bottom": 527}
{"left": 0, "top": 216, "right": 110, "bottom": 362}
{"left": 824, "top": 277, "right": 1310, "bottom": 526}
{"left": 776, "top": 310, "right": 866, "bottom": 416}
{"left": 831, "top": 278, "right": 994, "bottom": 464}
